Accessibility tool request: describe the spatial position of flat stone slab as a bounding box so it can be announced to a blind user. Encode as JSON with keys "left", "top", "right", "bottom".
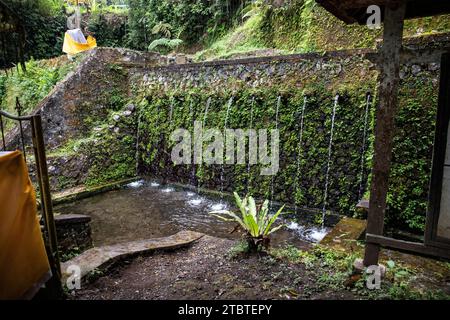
{"left": 320, "top": 217, "right": 367, "bottom": 250}
{"left": 61, "top": 230, "right": 204, "bottom": 282}
{"left": 356, "top": 199, "right": 369, "bottom": 211}
{"left": 52, "top": 177, "right": 139, "bottom": 206}
{"left": 54, "top": 214, "right": 91, "bottom": 225}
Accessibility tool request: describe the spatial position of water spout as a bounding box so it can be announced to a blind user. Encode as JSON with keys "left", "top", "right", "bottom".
{"left": 220, "top": 96, "right": 234, "bottom": 199}
{"left": 189, "top": 101, "right": 196, "bottom": 186}
{"left": 135, "top": 107, "right": 142, "bottom": 176}
{"left": 294, "top": 96, "right": 308, "bottom": 214}
{"left": 358, "top": 93, "right": 372, "bottom": 200}
{"left": 162, "top": 99, "right": 175, "bottom": 177}
{"left": 197, "top": 97, "right": 212, "bottom": 194}
{"left": 203, "top": 97, "right": 212, "bottom": 124}
{"left": 322, "top": 94, "right": 339, "bottom": 227}
{"left": 270, "top": 96, "right": 281, "bottom": 210}
{"left": 246, "top": 96, "right": 255, "bottom": 195}
{"left": 169, "top": 99, "right": 174, "bottom": 122}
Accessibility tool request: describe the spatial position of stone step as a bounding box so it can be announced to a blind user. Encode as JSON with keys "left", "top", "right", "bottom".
{"left": 320, "top": 217, "right": 367, "bottom": 250}
{"left": 52, "top": 177, "right": 139, "bottom": 206}
{"left": 61, "top": 230, "right": 204, "bottom": 283}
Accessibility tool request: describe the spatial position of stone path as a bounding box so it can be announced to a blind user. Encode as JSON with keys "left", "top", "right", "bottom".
{"left": 61, "top": 231, "right": 204, "bottom": 282}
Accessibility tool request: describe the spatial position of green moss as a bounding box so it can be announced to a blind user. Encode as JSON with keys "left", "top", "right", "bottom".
{"left": 387, "top": 72, "right": 439, "bottom": 231}
{"left": 48, "top": 100, "right": 138, "bottom": 190}
{"left": 135, "top": 62, "right": 439, "bottom": 233}
{"left": 55, "top": 175, "right": 73, "bottom": 190}
{"left": 84, "top": 105, "right": 138, "bottom": 187}
{"left": 136, "top": 84, "right": 375, "bottom": 219}
{"left": 195, "top": 13, "right": 272, "bottom": 61}
{"left": 86, "top": 160, "right": 135, "bottom": 187}
{"left": 88, "top": 12, "right": 128, "bottom": 48}
{"left": 197, "top": 0, "right": 450, "bottom": 60}
{"left": 47, "top": 137, "right": 97, "bottom": 158}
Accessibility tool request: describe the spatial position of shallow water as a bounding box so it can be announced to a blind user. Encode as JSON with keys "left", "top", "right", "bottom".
{"left": 55, "top": 180, "right": 329, "bottom": 247}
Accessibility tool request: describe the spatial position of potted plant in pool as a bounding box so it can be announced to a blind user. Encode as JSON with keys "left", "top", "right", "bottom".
{"left": 210, "top": 192, "right": 285, "bottom": 252}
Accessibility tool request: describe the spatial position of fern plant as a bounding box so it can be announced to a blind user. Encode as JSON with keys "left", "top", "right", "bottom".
{"left": 148, "top": 38, "right": 183, "bottom": 53}
{"left": 152, "top": 22, "right": 172, "bottom": 38}
{"left": 241, "top": 0, "right": 264, "bottom": 20}
{"left": 210, "top": 192, "right": 285, "bottom": 252}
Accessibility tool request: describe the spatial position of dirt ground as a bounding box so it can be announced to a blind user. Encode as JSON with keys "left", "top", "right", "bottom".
{"left": 70, "top": 236, "right": 358, "bottom": 300}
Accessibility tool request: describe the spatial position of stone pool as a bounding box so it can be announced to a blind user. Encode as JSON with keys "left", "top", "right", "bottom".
{"left": 55, "top": 180, "right": 329, "bottom": 248}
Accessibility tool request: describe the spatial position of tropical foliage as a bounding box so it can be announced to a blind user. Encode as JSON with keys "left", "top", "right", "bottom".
{"left": 3, "top": 0, "right": 450, "bottom": 63}
{"left": 0, "top": 56, "right": 78, "bottom": 128}
{"left": 147, "top": 21, "right": 183, "bottom": 54}
{"left": 127, "top": 0, "right": 248, "bottom": 51}
{"left": 210, "top": 192, "right": 285, "bottom": 251}
{"left": 1, "top": 0, "right": 66, "bottom": 63}
{"left": 87, "top": 10, "right": 128, "bottom": 48}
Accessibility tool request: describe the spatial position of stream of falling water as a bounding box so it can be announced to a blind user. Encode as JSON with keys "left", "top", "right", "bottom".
{"left": 135, "top": 106, "right": 142, "bottom": 176}
{"left": 358, "top": 93, "right": 372, "bottom": 200}
{"left": 220, "top": 97, "right": 234, "bottom": 201}
{"left": 321, "top": 94, "right": 339, "bottom": 227}
{"left": 294, "top": 96, "right": 308, "bottom": 214}
{"left": 270, "top": 96, "right": 281, "bottom": 210}
{"left": 204, "top": 98, "right": 211, "bottom": 122}
{"left": 246, "top": 96, "right": 255, "bottom": 195}
{"left": 169, "top": 99, "right": 174, "bottom": 122}
{"left": 189, "top": 101, "right": 196, "bottom": 185}
{"left": 197, "top": 97, "right": 212, "bottom": 194}
{"left": 162, "top": 99, "right": 175, "bottom": 170}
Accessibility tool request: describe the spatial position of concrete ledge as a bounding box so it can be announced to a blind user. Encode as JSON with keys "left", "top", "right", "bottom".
{"left": 61, "top": 230, "right": 204, "bottom": 283}
{"left": 134, "top": 48, "right": 372, "bottom": 71}
{"left": 52, "top": 177, "right": 139, "bottom": 206}
{"left": 55, "top": 214, "right": 91, "bottom": 225}
{"left": 320, "top": 217, "right": 367, "bottom": 250}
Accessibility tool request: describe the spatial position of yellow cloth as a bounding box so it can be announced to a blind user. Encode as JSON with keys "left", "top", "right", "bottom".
{"left": 0, "top": 151, "right": 50, "bottom": 300}
{"left": 62, "top": 31, "right": 97, "bottom": 55}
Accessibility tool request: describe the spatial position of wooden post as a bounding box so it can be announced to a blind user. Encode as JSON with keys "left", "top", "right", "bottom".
{"left": 425, "top": 52, "right": 450, "bottom": 247}
{"left": 363, "top": 2, "right": 406, "bottom": 267}
{"left": 31, "top": 114, "right": 62, "bottom": 298}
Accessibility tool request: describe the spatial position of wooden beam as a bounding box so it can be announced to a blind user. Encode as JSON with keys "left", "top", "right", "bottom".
{"left": 339, "top": 0, "right": 397, "bottom": 10}
{"left": 366, "top": 233, "right": 450, "bottom": 260}
{"left": 363, "top": 1, "right": 407, "bottom": 267}
{"left": 318, "top": 0, "right": 450, "bottom": 25}
{"left": 315, "top": 0, "right": 358, "bottom": 24}
{"left": 425, "top": 52, "right": 450, "bottom": 246}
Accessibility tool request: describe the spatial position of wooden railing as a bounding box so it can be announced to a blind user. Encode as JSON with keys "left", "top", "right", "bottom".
{"left": 0, "top": 99, "right": 61, "bottom": 298}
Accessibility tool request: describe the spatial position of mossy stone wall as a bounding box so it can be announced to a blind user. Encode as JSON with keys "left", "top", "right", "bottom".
{"left": 133, "top": 50, "right": 441, "bottom": 232}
